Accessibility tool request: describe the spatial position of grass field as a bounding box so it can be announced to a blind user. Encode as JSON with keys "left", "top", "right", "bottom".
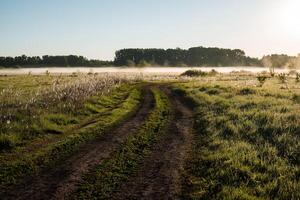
{"left": 173, "top": 72, "right": 300, "bottom": 199}
{"left": 0, "top": 71, "right": 300, "bottom": 199}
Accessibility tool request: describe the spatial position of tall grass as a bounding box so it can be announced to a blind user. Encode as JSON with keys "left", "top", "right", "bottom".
{"left": 0, "top": 74, "right": 132, "bottom": 150}
{"left": 177, "top": 81, "right": 300, "bottom": 199}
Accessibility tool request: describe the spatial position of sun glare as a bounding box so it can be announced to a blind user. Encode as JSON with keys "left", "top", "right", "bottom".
{"left": 280, "top": 0, "right": 300, "bottom": 34}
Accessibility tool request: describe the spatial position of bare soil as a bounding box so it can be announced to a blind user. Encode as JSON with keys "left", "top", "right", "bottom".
{"left": 112, "top": 86, "right": 194, "bottom": 200}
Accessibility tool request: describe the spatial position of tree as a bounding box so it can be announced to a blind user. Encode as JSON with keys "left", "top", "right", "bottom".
{"left": 113, "top": 46, "right": 261, "bottom": 67}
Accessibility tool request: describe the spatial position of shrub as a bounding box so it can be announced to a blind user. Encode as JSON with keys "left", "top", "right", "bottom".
{"left": 278, "top": 73, "right": 288, "bottom": 83}
{"left": 181, "top": 70, "right": 206, "bottom": 77}
{"left": 181, "top": 69, "right": 217, "bottom": 77}
{"left": 256, "top": 75, "right": 268, "bottom": 87}
{"left": 209, "top": 69, "right": 218, "bottom": 76}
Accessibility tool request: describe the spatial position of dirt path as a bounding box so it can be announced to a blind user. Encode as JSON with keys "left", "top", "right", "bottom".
{"left": 2, "top": 86, "right": 154, "bottom": 200}
{"left": 112, "top": 86, "right": 194, "bottom": 200}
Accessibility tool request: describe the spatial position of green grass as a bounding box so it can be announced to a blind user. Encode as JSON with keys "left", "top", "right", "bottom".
{"left": 0, "top": 74, "right": 129, "bottom": 143}
{"left": 173, "top": 77, "right": 300, "bottom": 199}
{"left": 0, "top": 81, "right": 143, "bottom": 187}
{"left": 0, "top": 134, "right": 19, "bottom": 151}
{"left": 1, "top": 72, "right": 300, "bottom": 199}
{"left": 0, "top": 84, "right": 130, "bottom": 150}
{"left": 74, "top": 87, "right": 171, "bottom": 199}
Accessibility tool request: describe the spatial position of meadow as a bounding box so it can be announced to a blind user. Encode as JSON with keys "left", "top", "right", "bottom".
{"left": 0, "top": 70, "right": 299, "bottom": 199}
{"left": 174, "top": 71, "right": 300, "bottom": 199}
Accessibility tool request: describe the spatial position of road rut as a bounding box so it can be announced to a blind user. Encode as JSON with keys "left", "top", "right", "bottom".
{"left": 2, "top": 86, "right": 154, "bottom": 200}
{"left": 113, "top": 86, "right": 194, "bottom": 200}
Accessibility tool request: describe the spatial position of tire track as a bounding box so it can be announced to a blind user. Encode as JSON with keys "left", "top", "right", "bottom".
{"left": 2, "top": 86, "right": 154, "bottom": 200}
{"left": 113, "top": 85, "right": 194, "bottom": 200}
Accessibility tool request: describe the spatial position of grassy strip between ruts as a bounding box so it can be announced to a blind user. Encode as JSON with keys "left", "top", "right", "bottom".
{"left": 0, "top": 86, "right": 142, "bottom": 189}
{"left": 73, "top": 87, "right": 171, "bottom": 200}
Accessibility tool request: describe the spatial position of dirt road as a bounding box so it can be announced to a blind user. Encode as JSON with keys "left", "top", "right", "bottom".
{"left": 113, "top": 86, "right": 194, "bottom": 200}
{"left": 2, "top": 84, "right": 194, "bottom": 200}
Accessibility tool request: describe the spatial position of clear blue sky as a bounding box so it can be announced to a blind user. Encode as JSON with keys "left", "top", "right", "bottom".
{"left": 1, "top": 0, "right": 299, "bottom": 60}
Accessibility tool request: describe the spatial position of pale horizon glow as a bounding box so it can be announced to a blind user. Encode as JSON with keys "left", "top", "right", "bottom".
{"left": 278, "top": 0, "right": 300, "bottom": 36}
{"left": 0, "top": 0, "right": 299, "bottom": 60}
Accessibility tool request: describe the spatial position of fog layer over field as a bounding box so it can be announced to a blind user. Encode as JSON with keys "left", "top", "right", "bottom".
{"left": 1, "top": 67, "right": 299, "bottom": 75}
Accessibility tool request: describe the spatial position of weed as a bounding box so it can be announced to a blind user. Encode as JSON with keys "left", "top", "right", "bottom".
{"left": 256, "top": 75, "right": 268, "bottom": 87}
{"left": 278, "top": 73, "right": 288, "bottom": 83}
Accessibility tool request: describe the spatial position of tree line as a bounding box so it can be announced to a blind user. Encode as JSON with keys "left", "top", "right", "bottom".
{"left": 1, "top": 47, "right": 300, "bottom": 68}
{"left": 0, "top": 55, "right": 113, "bottom": 67}
{"left": 262, "top": 54, "right": 300, "bottom": 69}
{"left": 114, "top": 47, "right": 261, "bottom": 67}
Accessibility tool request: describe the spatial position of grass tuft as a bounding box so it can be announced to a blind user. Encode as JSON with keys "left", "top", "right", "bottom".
{"left": 0, "top": 134, "right": 19, "bottom": 151}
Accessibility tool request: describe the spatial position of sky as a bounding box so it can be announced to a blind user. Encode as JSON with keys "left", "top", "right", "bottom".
{"left": 0, "top": 0, "right": 300, "bottom": 60}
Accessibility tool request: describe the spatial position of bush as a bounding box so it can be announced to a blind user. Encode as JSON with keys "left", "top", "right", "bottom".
{"left": 256, "top": 75, "right": 268, "bottom": 87}
{"left": 209, "top": 69, "right": 218, "bottom": 76}
{"left": 181, "top": 70, "right": 205, "bottom": 77}
{"left": 278, "top": 73, "right": 288, "bottom": 83}
{"left": 181, "top": 69, "right": 218, "bottom": 77}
